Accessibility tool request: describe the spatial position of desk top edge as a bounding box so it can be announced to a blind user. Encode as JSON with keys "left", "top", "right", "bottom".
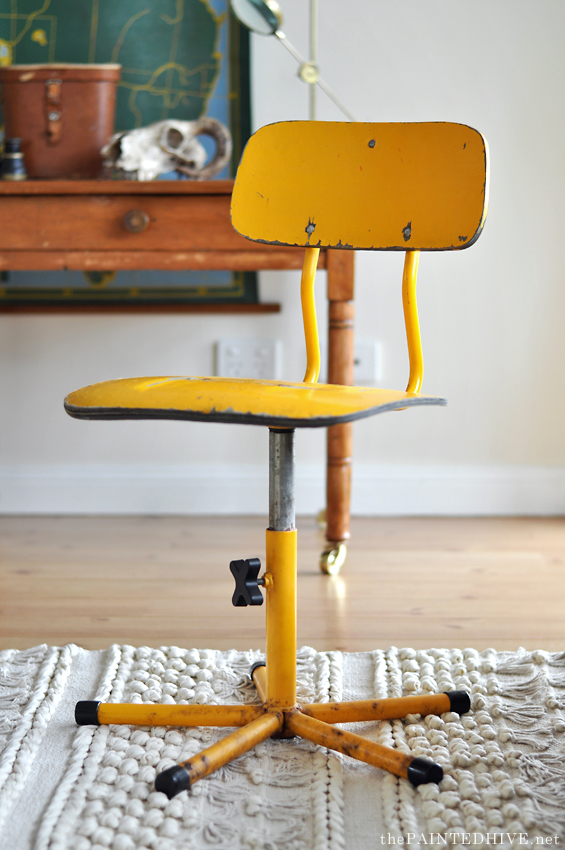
{"left": 0, "top": 179, "right": 235, "bottom": 196}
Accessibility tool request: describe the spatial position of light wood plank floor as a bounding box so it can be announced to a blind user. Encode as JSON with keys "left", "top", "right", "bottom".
{"left": 1, "top": 515, "right": 564, "bottom": 653}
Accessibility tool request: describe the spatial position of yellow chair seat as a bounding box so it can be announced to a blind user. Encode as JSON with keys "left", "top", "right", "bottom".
{"left": 64, "top": 376, "right": 446, "bottom": 428}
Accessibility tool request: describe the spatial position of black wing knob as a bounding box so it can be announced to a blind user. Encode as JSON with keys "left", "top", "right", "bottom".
{"left": 230, "top": 558, "right": 264, "bottom": 607}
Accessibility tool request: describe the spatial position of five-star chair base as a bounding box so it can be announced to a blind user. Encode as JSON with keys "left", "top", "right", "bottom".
{"left": 76, "top": 662, "right": 470, "bottom": 799}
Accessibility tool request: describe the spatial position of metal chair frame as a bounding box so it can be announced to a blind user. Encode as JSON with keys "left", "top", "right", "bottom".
{"left": 69, "top": 120, "right": 489, "bottom": 798}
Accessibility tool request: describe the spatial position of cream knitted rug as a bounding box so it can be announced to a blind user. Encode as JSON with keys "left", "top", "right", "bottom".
{"left": 1, "top": 644, "right": 564, "bottom": 850}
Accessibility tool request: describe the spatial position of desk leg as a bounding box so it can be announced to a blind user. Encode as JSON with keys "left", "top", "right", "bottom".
{"left": 323, "top": 250, "right": 355, "bottom": 574}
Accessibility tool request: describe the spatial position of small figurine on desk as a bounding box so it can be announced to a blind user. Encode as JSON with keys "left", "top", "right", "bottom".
{"left": 1, "top": 138, "right": 27, "bottom": 181}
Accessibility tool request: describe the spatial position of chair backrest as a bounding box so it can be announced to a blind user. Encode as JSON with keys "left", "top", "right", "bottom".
{"left": 231, "top": 121, "right": 488, "bottom": 252}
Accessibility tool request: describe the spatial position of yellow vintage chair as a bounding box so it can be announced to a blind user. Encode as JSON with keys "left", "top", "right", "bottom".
{"left": 68, "top": 120, "right": 489, "bottom": 798}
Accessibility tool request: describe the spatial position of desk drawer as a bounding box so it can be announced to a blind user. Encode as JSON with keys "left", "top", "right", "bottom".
{"left": 0, "top": 194, "right": 252, "bottom": 252}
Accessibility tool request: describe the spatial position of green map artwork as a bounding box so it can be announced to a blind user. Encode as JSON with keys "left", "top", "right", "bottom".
{"left": 0, "top": 1, "right": 255, "bottom": 305}
{"left": 0, "top": 0, "right": 225, "bottom": 130}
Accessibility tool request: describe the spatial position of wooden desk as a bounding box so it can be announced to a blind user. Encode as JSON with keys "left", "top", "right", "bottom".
{"left": 0, "top": 179, "right": 354, "bottom": 567}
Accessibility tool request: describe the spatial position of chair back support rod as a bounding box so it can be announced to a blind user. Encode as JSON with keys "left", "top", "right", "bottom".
{"left": 301, "top": 246, "right": 321, "bottom": 384}
{"left": 402, "top": 250, "right": 423, "bottom": 394}
{"left": 269, "top": 428, "right": 296, "bottom": 532}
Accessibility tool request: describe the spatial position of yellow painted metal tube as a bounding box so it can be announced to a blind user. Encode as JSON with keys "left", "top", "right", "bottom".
{"left": 93, "top": 702, "right": 265, "bottom": 727}
{"left": 251, "top": 664, "right": 268, "bottom": 703}
{"left": 301, "top": 246, "right": 321, "bottom": 383}
{"left": 265, "top": 528, "right": 297, "bottom": 708}
{"left": 180, "top": 710, "right": 283, "bottom": 785}
{"left": 287, "top": 710, "right": 414, "bottom": 779}
{"left": 301, "top": 693, "right": 452, "bottom": 724}
{"left": 402, "top": 250, "right": 423, "bottom": 394}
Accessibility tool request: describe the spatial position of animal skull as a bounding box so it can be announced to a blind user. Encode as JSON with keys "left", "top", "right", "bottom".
{"left": 102, "top": 118, "right": 232, "bottom": 181}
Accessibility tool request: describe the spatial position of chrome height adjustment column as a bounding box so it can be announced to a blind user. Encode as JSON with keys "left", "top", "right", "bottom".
{"left": 269, "top": 429, "right": 295, "bottom": 532}
{"left": 229, "top": 428, "right": 296, "bottom": 609}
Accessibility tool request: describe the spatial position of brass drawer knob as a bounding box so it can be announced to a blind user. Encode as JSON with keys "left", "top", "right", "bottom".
{"left": 123, "top": 209, "right": 150, "bottom": 233}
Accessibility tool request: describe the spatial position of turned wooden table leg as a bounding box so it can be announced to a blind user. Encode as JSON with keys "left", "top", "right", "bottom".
{"left": 323, "top": 250, "right": 355, "bottom": 574}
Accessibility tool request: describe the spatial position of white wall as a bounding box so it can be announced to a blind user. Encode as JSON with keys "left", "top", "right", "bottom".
{"left": 2, "top": 0, "right": 565, "bottom": 515}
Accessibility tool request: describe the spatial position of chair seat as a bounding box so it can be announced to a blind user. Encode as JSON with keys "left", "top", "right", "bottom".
{"left": 65, "top": 376, "right": 446, "bottom": 428}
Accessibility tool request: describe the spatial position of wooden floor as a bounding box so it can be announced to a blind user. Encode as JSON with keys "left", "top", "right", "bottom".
{"left": 1, "top": 515, "right": 564, "bottom": 653}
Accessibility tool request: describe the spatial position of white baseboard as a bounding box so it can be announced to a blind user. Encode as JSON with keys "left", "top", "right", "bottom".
{"left": 1, "top": 463, "right": 565, "bottom": 516}
{"left": 351, "top": 465, "right": 565, "bottom": 516}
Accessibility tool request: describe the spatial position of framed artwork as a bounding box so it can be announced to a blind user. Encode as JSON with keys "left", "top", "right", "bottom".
{"left": 0, "top": 0, "right": 256, "bottom": 307}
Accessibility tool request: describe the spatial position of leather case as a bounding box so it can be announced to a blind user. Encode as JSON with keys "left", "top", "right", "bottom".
{"left": 0, "top": 64, "right": 121, "bottom": 178}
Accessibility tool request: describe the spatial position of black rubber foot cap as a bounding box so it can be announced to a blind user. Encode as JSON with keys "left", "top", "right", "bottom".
{"left": 155, "top": 765, "right": 191, "bottom": 799}
{"left": 407, "top": 757, "right": 443, "bottom": 786}
{"left": 250, "top": 660, "right": 266, "bottom": 677}
{"left": 444, "top": 690, "right": 471, "bottom": 715}
{"left": 75, "top": 701, "right": 100, "bottom": 726}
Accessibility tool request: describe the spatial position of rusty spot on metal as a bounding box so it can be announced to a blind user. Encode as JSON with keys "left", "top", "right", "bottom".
{"left": 402, "top": 222, "right": 412, "bottom": 242}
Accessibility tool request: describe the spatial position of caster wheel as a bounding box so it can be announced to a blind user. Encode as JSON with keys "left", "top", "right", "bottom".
{"left": 316, "top": 509, "right": 327, "bottom": 529}
{"left": 319, "top": 542, "right": 347, "bottom": 575}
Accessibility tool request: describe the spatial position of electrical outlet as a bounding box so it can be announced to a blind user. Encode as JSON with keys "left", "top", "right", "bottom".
{"left": 353, "top": 339, "right": 382, "bottom": 384}
{"left": 215, "top": 338, "right": 282, "bottom": 380}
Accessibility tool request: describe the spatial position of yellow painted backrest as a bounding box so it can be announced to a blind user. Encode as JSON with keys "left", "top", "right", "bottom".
{"left": 231, "top": 121, "right": 488, "bottom": 251}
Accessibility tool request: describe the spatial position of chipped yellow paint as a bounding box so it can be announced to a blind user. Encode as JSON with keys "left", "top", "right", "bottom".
{"left": 177, "top": 712, "right": 284, "bottom": 786}
{"left": 97, "top": 703, "right": 265, "bottom": 727}
{"left": 231, "top": 121, "right": 488, "bottom": 251}
{"left": 64, "top": 375, "right": 445, "bottom": 427}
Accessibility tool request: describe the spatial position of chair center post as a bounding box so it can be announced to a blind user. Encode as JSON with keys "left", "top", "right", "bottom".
{"left": 269, "top": 427, "right": 295, "bottom": 531}
{"left": 266, "top": 428, "right": 298, "bottom": 708}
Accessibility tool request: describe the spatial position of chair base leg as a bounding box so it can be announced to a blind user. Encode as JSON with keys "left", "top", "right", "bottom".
{"left": 155, "top": 710, "right": 284, "bottom": 796}
{"left": 76, "top": 678, "right": 470, "bottom": 798}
